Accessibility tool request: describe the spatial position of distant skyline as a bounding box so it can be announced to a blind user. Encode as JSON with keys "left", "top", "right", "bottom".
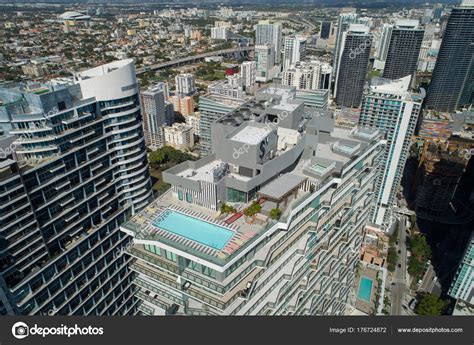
{"left": 0, "top": 0, "right": 461, "bottom": 6}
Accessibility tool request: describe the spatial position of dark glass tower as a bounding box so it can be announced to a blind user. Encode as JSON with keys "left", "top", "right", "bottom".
{"left": 425, "top": 1, "right": 474, "bottom": 112}
{"left": 335, "top": 24, "right": 372, "bottom": 108}
{"left": 382, "top": 20, "right": 424, "bottom": 83}
{"left": 320, "top": 21, "right": 332, "bottom": 39}
{"left": 0, "top": 60, "right": 153, "bottom": 315}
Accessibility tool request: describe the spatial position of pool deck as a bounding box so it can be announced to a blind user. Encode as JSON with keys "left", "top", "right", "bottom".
{"left": 354, "top": 266, "right": 378, "bottom": 315}
{"left": 122, "top": 189, "right": 276, "bottom": 264}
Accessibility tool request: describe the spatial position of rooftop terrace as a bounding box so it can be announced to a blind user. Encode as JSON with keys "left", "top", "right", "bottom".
{"left": 230, "top": 125, "right": 272, "bottom": 145}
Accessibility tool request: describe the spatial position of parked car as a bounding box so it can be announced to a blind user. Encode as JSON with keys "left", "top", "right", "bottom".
{"left": 408, "top": 298, "right": 417, "bottom": 310}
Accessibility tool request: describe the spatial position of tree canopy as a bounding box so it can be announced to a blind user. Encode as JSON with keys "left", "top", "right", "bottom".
{"left": 244, "top": 201, "right": 261, "bottom": 217}
{"left": 407, "top": 234, "right": 431, "bottom": 281}
{"left": 416, "top": 293, "right": 446, "bottom": 316}
{"left": 148, "top": 146, "right": 195, "bottom": 168}
{"left": 270, "top": 208, "right": 282, "bottom": 220}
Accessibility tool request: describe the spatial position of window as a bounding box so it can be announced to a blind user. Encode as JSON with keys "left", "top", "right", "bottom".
{"left": 185, "top": 192, "right": 192, "bottom": 203}
{"left": 165, "top": 250, "right": 177, "bottom": 262}
{"left": 188, "top": 260, "right": 201, "bottom": 272}
{"left": 202, "top": 266, "right": 216, "bottom": 278}
{"left": 227, "top": 188, "right": 246, "bottom": 203}
{"left": 144, "top": 244, "right": 161, "bottom": 256}
{"left": 178, "top": 190, "right": 183, "bottom": 201}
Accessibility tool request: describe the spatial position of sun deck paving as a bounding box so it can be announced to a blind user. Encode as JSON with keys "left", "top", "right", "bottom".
{"left": 125, "top": 191, "right": 267, "bottom": 262}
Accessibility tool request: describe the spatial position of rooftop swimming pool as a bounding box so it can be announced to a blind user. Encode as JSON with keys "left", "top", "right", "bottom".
{"left": 153, "top": 210, "right": 234, "bottom": 250}
{"left": 358, "top": 277, "right": 373, "bottom": 302}
{"left": 311, "top": 163, "right": 328, "bottom": 175}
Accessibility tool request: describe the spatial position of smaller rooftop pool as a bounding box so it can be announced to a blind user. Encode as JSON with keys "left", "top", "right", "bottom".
{"left": 357, "top": 277, "right": 373, "bottom": 303}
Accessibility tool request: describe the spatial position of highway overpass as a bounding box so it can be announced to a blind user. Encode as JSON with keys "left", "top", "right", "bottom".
{"left": 136, "top": 46, "right": 254, "bottom": 74}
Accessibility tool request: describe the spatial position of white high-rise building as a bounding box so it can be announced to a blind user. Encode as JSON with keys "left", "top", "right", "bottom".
{"left": 175, "top": 73, "right": 196, "bottom": 95}
{"left": 240, "top": 61, "right": 256, "bottom": 89}
{"left": 255, "top": 20, "right": 282, "bottom": 64}
{"left": 373, "top": 23, "right": 394, "bottom": 70}
{"left": 283, "top": 36, "right": 307, "bottom": 70}
{"left": 255, "top": 44, "right": 276, "bottom": 82}
{"left": 227, "top": 74, "right": 243, "bottom": 88}
{"left": 359, "top": 76, "right": 422, "bottom": 226}
{"left": 211, "top": 26, "right": 228, "bottom": 40}
{"left": 281, "top": 61, "right": 332, "bottom": 91}
{"left": 120, "top": 85, "right": 386, "bottom": 316}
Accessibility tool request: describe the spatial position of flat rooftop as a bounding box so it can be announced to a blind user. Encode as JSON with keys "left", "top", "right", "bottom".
{"left": 272, "top": 101, "right": 300, "bottom": 112}
{"left": 177, "top": 159, "right": 224, "bottom": 183}
{"left": 231, "top": 125, "right": 272, "bottom": 145}
{"left": 122, "top": 115, "right": 381, "bottom": 267}
{"left": 74, "top": 59, "right": 133, "bottom": 79}
{"left": 259, "top": 173, "right": 306, "bottom": 200}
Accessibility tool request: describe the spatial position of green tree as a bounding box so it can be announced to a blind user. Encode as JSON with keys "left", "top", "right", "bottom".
{"left": 387, "top": 247, "right": 398, "bottom": 272}
{"left": 220, "top": 203, "right": 236, "bottom": 214}
{"left": 416, "top": 293, "right": 446, "bottom": 315}
{"left": 410, "top": 234, "right": 431, "bottom": 261}
{"left": 148, "top": 146, "right": 195, "bottom": 168}
{"left": 407, "top": 256, "right": 424, "bottom": 278}
{"left": 149, "top": 150, "right": 166, "bottom": 166}
{"left": 409, "top": 214, "right": 417, "bottom": 229}
{"left": 269, "top": 208, "right": 282, "bottom": 220}
{"left": 244, "top": 201, "right": 261, "bottom": 217}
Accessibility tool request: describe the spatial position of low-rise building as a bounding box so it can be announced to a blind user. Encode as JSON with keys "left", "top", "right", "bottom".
{"left": 163, "top": 123, "right": 194, "bottom": 150}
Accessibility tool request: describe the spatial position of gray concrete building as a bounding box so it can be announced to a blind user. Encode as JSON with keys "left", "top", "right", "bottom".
{"left": 120, "top": 85, "right": 385, "bottom": 316}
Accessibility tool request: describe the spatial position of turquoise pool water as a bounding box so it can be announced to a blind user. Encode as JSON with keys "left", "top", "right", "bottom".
{"left": 358, "top": 277, "right": 373, "bottom": 302}
{"left": 311, "top": 163, "right": 328, "bottom": 174}
{"left": 153, "top": 210, "right": 233, "bottom": 250}
{"left": 340, "top": 145, "right": 355, "bottom": 154}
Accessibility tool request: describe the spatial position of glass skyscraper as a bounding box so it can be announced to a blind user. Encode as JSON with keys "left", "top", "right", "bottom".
{"left": 449, "top": 232, "right": 473, "bottom": 305}
{"left": 425, "top": 0, "right": 474, "bottom": 112}
{"left": 382, "top": 20, "right": 424, "bottom": 83}
{"left": 335, "top": 24, "right": 371, "bottom": 109}
{"left": 0, "top": 59, "right": 152, "bottom": 315}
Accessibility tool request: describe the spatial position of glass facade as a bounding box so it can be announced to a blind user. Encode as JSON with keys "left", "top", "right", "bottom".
{"left": 227, "top": 187, "right": 247, "bottom": 203}
{"left": 0, "top": 60, "right": 153, "bottom": 315}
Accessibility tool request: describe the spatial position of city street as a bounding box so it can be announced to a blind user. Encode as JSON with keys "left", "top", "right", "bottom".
{"left": 391, "top": 216, "right": 408, "bottom": 315}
